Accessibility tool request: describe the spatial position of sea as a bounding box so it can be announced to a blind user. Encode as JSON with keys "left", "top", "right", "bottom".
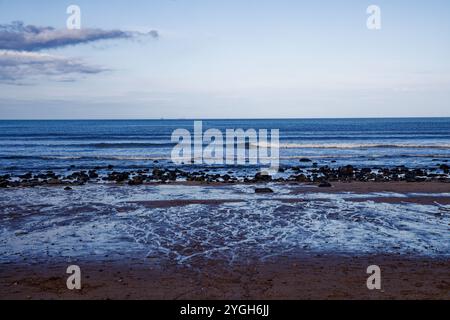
{"left": 1, "top": 118, "right": 450, "bottom": 175}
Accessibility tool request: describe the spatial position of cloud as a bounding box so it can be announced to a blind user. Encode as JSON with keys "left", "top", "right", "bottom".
{"left": 0, "top": 21, "right": 159, "bottom": 51}
{"left": 0, "top": 50, "right": 107, "bottom": 83}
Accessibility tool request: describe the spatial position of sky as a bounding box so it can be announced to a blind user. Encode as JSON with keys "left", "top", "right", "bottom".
{"left": 0, "top": 0, "right": 449, "bottom": 119}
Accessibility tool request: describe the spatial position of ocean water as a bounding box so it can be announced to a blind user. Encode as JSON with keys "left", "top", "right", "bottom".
{"left": 0, "top": 118, "right": 450, "bottom": 175}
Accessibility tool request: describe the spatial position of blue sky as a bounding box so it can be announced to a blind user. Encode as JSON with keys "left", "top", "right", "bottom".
{"left": 0, "top": 0, "right": 449, "bottom": 119}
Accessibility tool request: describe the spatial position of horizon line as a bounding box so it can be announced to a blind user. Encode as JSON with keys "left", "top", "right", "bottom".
{"left": 1, "top": 116, "right": 450, "bottom": 121}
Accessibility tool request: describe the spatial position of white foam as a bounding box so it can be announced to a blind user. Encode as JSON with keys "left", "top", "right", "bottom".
{"left": 0, "top": 184, "right": 449, "bottom": 265}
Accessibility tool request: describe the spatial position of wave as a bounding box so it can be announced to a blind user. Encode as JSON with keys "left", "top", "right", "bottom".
{"left": 0, "top": 155, "right": 170, "bottom": 161}
{"left": 255, "top": 142, "right": 450, "bottom": 149}
{"left": 2, "top": 142, "right": 450, "bottom": 151}
{"left": 1, "top": 153, "right": 449, "bottom": 162}
{"left": 0, "top": 142, "right": 176, "bottom": 148}
{"left": 74, "top": 142, "right": 176, "bottom": 148}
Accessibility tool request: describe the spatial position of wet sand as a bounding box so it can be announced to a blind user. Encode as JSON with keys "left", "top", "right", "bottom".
{"left": 288, "top": 181, "right": 450, "bottom": 194}
{"left": 1, "top": 254, "right": 449, "bottom": 300}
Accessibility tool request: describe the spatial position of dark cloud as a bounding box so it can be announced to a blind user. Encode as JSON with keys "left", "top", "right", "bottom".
{"left": 149, "top": 30, "right": 159, "bottom": 38}
{"left": 0, "top": 50, "right": 107, "bottom": 83}
{"left": 0, "top": 21, "right": 159, "bottom": 51}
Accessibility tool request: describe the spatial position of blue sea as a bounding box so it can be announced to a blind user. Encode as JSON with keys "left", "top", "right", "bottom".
{"left": 1, "top": 118, "right": 450, "bottom": 175}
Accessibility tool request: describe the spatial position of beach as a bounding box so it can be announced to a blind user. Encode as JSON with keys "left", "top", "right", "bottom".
{"left": 2, "top": 254, "right": 449, "bottom": 300}
{"left": 0, "top": 180, "right": 449, "bottom": 299}
{"left": 0, "top": 119, "right": 449, "bottom": 300}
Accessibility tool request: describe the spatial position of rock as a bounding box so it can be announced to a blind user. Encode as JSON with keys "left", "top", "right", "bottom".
{"left": 167, "top": 171, "right": 177, "bottom": 181}
{"left": 106, "top": 171, "right": 130, "bottom": 183}
{"left": 19, "top": 172, "right": 32, "bottom": 179}
{"left": 47, "top": 178, "right": 61, "bottom": 185}
{"left": 299, "top": 158, "right": 312, "bottom": 162}
{"left": 254, "top": 172, "right": 272, "bottom": 182}
{"left": 0, "top": 180, "right": 8, "bottom": 188}
{"left": 128, "top": 178, "right": 143, "bottom": 186}
{"left": 294, "top": 174, "right": 309, "bottom": 182}
{"left": 88, "top": 170, "right": 99, "bottom": 179}
{"left": 339, "top": 165, "right": 354, "bottom": 176}
{"left": 64, "top": 186, "right": 72, "bottom": 191}
{"left": 318, "top": 181, "right": 332, "bottom": 188}
{"left": 152, "top": 168, "right": 164, "bottom": 179}
{"left": 255, "top": 188, "right": 274, "bottom": 194}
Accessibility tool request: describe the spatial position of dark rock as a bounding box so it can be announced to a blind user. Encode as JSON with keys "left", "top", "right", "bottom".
{"left": 128, "top": 177, "right": 143, "bottom": 186}
{"left": 64, "top": 186, "right": 72, "bottom": 191}
{"left": 293, "top": 174, "right": 309, "bottom": 182}
{"left": 88, "top": 170, "right": 99, "bottom": 179}
{"left": 339, "top": 165, "right": 354, "bottom": 176}
{"left": 19, "top": 172, "right": 32, "bottom": 179}
{"left": 318, "top": 181, "right": 332, "bottom": 188}
{"left": 254, "top": 172, "right": 272, "bottom": 182}
{"left": 299, "top": 158, "right": 312, "bottom": 162}
{"left": 255, "top": 188, "right": 274, "bottom": 194}
{"left": 166, "top": 171, "right": 177, "bottom": 181}
{"left": 47, "top": 178, "right": 61, "bottom": 185}
{"left": 107, "top": 171, "right": 129, "bottom": 183}
{"left": 152, "top": 168, "right": 164, "bottom": 178}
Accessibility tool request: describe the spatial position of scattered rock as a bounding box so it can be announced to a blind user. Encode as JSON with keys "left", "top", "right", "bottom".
{"left": 255, "top": 188, "right": 274, "bottom": 194}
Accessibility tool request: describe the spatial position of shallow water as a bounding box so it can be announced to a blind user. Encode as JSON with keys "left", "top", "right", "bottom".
{"left": 1, "top": 184, "right": 449, "bottom": 265}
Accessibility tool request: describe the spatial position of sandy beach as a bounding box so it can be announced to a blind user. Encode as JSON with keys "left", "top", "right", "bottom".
{"left": 1, "top": 254, "right": 449, "bottom": 300}
{"left": 1, "top": 181, "right": 449, "bottom": 300}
